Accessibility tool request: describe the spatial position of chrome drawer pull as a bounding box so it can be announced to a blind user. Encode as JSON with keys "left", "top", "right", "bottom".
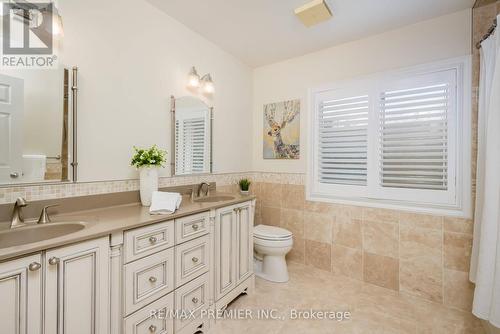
{"left": 192, "top": 257, "right": 199, "bottom": 263}
{"left": 48, "top": 257, "right": 60, "bottom": 265}
{"left": 148, "top": 324, "right": 157, "bottom": 332}
{"left": 192, "top": 297, "right": 199, "bottom": 304}
{"left": 149, "top": 276, "right": 157, "bottom": 283}
{"left": 149, "top": 236, "right": 157, "bottom": 244}
{"left": 28, "top": 262, "right": 41, "bottom": 271}
{"left": 192, "top": 224, "right": 199, "bottom": 230}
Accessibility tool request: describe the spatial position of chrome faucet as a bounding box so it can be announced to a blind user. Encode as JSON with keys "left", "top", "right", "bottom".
{"left": 10, "top": 197, "right": 28, "bottom": 229}
{"left": 37, "top": 205, "right": 59, "bottom": 224}
{"left": 197, "top": 182, "right": 210, "bottom": 197}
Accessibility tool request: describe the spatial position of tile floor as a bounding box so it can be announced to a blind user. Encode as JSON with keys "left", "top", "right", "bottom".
{"left": 210, "top": 262, "right": 484, "bottom": 334}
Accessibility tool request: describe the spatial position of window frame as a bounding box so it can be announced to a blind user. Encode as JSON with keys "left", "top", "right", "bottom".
{"left": 307, "top": 56, "right": 472, "bottom": 218}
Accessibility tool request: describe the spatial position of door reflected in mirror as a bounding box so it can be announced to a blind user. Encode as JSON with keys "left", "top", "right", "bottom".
{"left": 173, "top": 96, "right": 212, "bottom": 176}
{"left": 0, "top": 68, "right": 73, "bottom": 185}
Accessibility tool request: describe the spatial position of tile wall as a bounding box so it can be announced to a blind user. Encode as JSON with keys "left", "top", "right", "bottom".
{"left": 250, "top": 172, "right": 475, "bottom": 312}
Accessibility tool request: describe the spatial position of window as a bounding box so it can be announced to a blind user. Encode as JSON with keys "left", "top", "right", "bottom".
{"left": 308, "top": 58, "right": 471, "bottom": 217}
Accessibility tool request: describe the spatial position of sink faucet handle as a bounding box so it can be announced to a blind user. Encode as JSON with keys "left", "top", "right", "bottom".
{"left": 10, "top": 197, "right": 28, "bottom": 228}
{"left": 15, "top": 197, "right": 28, "bottom": 207}
{"left": 38, "top": 204, "right": 59, "bottom": 224}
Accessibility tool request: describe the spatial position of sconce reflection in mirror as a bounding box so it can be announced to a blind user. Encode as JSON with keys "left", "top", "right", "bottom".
{"left": 187, "top": 66, "right": 215, "bottom": 94}
{"left": 9, "top": 0, "right": 64, "bottom": 38}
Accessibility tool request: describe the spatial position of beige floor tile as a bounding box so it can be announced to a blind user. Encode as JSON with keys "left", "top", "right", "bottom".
{"left": 209, "top": 262, "right": 484, "bottom": 334}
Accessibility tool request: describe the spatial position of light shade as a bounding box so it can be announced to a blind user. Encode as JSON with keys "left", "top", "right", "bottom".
{"left": 187, "top": 66, "right": 200, "bottom": 88}
{"left": 52, "top": 12, "right": 64, "bottom": 37}
{"left": 201, "top": 74, "right": 214, "bottom": 93}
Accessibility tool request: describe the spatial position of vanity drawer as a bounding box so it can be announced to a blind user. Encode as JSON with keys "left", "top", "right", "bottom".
{"left": 175, "top": 235, "right": 210, "bottom": 287}
{"left": 124, "top": 248, "right": 175, "bottom": 316}
{"left": 124, "top": 220, "right": 174, "bottom": 263}
{"left": 175, "top": 273, "right": 209, "bottom": 331}
{"left": 124, "top": 292, "right": 174, "bottom": 334}
{"left": 175, "top": 211, "right": 210, "bottom": 244}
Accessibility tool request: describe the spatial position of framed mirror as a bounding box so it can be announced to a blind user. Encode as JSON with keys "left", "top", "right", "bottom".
{"left": 171, "top": 96, "right": 212, "bottom": 176}
{"left": 0, "top": 67, "right": 78, "bottom": 186}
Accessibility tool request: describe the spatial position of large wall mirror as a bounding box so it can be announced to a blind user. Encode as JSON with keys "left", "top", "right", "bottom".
{"left": 172, "top": 96, "right": 212, "bottom": 176}
{"left": 0, "top": 67, "right": 78, "bottom": 186}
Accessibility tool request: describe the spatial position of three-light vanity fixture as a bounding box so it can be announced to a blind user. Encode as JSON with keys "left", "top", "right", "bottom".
{"left": 187, "top": 66, "right": 215, "bottom": 93}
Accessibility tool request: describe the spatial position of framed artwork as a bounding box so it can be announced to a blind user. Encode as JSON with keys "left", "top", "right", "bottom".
{"left": 263, "top": 99, "right": 300, "bottom": 159}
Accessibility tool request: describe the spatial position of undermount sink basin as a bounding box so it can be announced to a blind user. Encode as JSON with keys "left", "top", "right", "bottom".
{"left": 0, "top": 222, "right": 86, "bottom": 249}
{"left": 194, "top": 195, "right": 236, "bottom": 203}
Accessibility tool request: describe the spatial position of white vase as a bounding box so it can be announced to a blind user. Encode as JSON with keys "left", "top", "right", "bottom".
{"left": 139, "top": 167, "right": 159, "bottom": 206}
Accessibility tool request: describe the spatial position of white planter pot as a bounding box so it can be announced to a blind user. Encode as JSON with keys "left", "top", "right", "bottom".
{"left": 139, "top": 167, "right": 159, "bottom": 206}
{"left": 240, "top": 190, "right": 250, "bottom": 196}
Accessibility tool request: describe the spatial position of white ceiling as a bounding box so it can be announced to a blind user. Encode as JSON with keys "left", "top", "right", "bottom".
{"left": 146, "top": 0, "right": 474, "bottom": 68}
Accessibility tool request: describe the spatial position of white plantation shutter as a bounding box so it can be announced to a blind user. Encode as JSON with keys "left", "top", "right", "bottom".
{"left": 175, "top": 111, "right": 210, "bottom": 175}
{"left": 309, "top": 59, "right": 470, "bottom": 216}
{"left": 318, "top": 94, "right": 369, "bottom": 185}
{"left": 379, "top": 81, "right": 452, "bottom": 190}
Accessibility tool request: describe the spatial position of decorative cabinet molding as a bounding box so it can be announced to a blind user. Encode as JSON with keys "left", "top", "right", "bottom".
{"left": 236, "top": 202, "right": 253, "bottom": 284}
{"left": 124, "top": 248, "right": 175, "bottom": 316}
{"left": 0, "top": 238, "right": 110, "bottom": 334}
{"left": 214, "top": 205, "right": 238, "bottom": 300}
{"left": 44, "top": 237, "right": 110, "bottom": 334}
{"left": 214, "top": 200, "right": 255, "bottom": 310}
{"left": 0, "top": 253, "right": 43, "bottom": 334}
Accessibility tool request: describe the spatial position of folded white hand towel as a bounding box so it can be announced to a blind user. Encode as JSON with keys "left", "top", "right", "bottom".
{"left": 149, "top": 191, "right": 182, "bottom": 215}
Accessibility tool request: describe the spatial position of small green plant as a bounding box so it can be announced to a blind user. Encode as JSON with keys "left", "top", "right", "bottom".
{"left": 238, "top": 178, "right": 251, "bottom": 191}
{"left": 131, "top": 145, "right": 167, "bottom": 168}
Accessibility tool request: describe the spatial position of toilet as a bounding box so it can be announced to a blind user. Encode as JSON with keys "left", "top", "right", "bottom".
{"left": 253, "top": 224, "right": 293, "bottom": 283}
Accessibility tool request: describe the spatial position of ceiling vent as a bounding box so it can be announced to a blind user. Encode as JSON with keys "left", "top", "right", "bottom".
{"left": 294, "top": 0, "right": 332, "bottom": 27}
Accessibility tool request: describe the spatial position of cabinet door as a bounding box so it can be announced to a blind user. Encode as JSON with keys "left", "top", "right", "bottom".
{"left": 236, "top": 202, "right": 253, "bottom": 284}
{"left": 45, "top": 237, "right": 110, "bottom": 334}
{"left": 214, "top": 205, "right": 237, "bottom": 300}
{"left": 0, "top": 253, "right": 43, "bottom": 334}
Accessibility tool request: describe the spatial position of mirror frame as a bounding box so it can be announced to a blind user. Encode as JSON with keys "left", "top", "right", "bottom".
{"left": 0, "top": 66, "right": 79, "bottom": 187}
{"left": 170, "top": 95, "right": 213, "bottom": 177}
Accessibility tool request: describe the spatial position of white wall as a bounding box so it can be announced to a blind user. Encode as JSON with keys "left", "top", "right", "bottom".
{"left": 252, "top": 9, "right": 472, "bottom": 173}
{"left": 58, "top": 0, "right": 253, "bottom": 182}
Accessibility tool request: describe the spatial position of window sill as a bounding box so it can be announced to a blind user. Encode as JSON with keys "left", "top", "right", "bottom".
{"left": 307, "top": 192, "right": 471, "bottom": 219}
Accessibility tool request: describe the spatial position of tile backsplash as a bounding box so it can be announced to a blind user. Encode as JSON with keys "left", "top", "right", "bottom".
{"left": 0, "top": 172, "right": 251, "bottom": 205}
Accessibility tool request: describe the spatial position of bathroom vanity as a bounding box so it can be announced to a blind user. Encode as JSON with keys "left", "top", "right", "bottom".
{"left": 0, "top": 194, "right": 255, "bottom": 334}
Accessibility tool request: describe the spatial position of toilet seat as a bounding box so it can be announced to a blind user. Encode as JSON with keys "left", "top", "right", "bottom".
{"left": 254, "top": 225, "right": 293, "bottom": 241}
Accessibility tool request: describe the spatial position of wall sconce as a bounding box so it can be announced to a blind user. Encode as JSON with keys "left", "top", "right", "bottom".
{"left": 187, "top": 66, "right": 215, "bottom": 93}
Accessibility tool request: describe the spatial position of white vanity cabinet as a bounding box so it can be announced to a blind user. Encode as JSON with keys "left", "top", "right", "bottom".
{"left": 0, "top": 198, "right": 255, "bottom": 334}
{"left": 214, "top": 201, "right": 255, "bottom": 310}
{"left": 45, "top": 237, "right": 110, "bottom": 334}
{"left": 0, "top": 236, "right": 110, "bottom": 334}
{"left": 0, "top": 253, "right": 43, "bottom": 334}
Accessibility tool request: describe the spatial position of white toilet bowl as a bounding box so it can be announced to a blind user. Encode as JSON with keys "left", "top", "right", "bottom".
{"left": 253, "top": 225, "right": 293, "bottom": 283}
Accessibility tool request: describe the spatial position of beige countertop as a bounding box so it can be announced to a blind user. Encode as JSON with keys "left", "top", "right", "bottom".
{"left": 0, "top": 192, "right": 255, "bottom": 262}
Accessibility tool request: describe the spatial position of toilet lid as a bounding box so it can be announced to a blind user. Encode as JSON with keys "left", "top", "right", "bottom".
{"left": 254, "top": 225, "right": 292, "bottom": 240}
